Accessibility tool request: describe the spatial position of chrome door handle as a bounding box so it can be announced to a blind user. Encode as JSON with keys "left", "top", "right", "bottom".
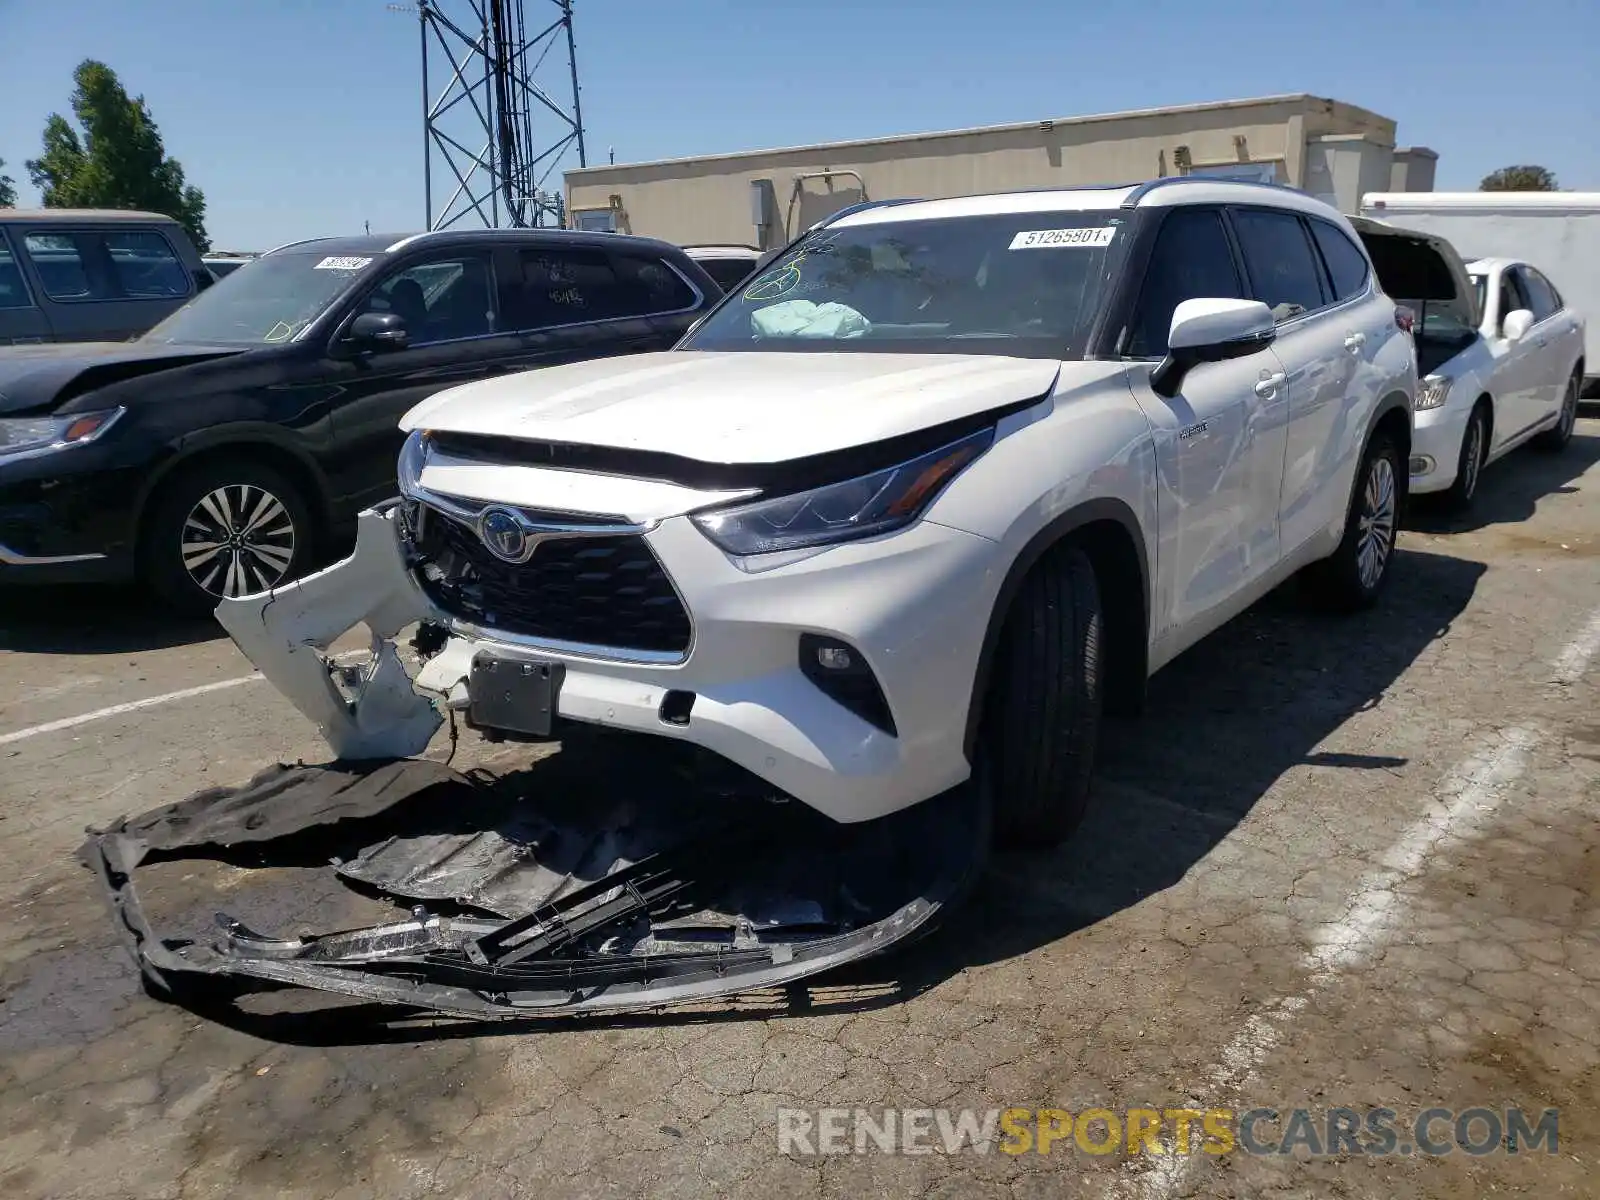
{"left": 1254, "top": 373, "right": 1285, "bottom": 398}
{"left": 1344, "top": 332, "right": 1367, "bottom": 352}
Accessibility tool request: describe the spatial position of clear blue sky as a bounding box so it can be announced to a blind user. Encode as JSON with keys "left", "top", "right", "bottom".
{"left": 2, "top": 0, "right": 1596, "bottom": 250}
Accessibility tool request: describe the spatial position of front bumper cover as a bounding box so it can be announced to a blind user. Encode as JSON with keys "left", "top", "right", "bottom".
{"left": 80, "top": 753, "right": 987, "bottom": 1020}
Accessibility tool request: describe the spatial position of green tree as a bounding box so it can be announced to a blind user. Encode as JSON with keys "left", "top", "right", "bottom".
{"left": 25, "top": 60, "right": 208, "bottom": 249}
{"left": 1480, "top": 164, "right": 1558, "bottom": 192}
{"left": 0, "top": 158, "right": 16, "bottom": 207}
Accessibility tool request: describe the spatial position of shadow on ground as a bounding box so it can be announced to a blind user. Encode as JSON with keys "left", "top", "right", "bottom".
{"left": 94, "top": 538, "right": 1484, "bottom": 1047}
{"left": 0, "top": 583, "right": 226, "bottom": 654}
{"left": 1407, "top": 427, "right": 1599, "bottom": 535}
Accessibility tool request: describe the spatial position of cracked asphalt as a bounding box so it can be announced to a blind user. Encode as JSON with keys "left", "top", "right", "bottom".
{"left": 2, "top": 419, "right": 1599, "bottom": 1199}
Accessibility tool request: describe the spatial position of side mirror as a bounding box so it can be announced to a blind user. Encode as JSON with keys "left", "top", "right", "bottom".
{"left": 344, "top": 310, "right": 410, "bottom": 353}
{"left": 1501, "top": 308, "right": 1534, "bottom": 342}
{"left": 1151, "top": 298, "right": 1276, "bottom": 399}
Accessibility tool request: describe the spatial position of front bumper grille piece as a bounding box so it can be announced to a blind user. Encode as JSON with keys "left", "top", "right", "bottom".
{"left": 408, "top": 502, "right": 692, "bottom": 656}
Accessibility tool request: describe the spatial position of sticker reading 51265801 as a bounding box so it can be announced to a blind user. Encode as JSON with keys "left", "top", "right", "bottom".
{"left": 1008, "top": 227, "right": 1117, "bottom": 250}
{"left": 314, "top": 255, "right": 373, "bottom": 270}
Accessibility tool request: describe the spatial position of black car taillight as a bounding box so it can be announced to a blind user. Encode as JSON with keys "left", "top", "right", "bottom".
{"left": 798, "top": 634, "right": 896, "bottom": 736}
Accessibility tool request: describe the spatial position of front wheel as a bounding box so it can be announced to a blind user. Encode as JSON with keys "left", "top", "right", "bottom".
{"left": 141, "top": 459, "right": 315, "bottom": 615}
{"left": 1306, "top": 431, "right": 1403, "bottom": 611}
{"left": 985, "top": 543, "right": 1104, "bottom": 849}
{"left": 1533, "top": 373, "right": 1581, "bottom": 452}
{"left": 1443, "top": 406, "right": 1488, "bottom": 511}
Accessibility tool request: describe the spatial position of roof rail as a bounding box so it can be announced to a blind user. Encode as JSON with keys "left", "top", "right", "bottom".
{"left": 1120, "top": 175, "right": 1316, "bottom": 207}
{"left": 809, "top": 197, "right": 923, "bottom": 230}
{"left": 261, "top": 235, "right": 335, "bottom": 256}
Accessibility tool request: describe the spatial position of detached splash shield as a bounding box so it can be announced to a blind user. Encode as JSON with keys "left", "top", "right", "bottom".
{"left": 81, "top": 752, "right": 986, "bottom": 1021}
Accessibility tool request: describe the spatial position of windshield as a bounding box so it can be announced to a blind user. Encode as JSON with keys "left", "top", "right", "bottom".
{"left": 141, "top": 251, "right": 377, "bottom": 346}
{"left": 679, "top": 211, "right": 1121, "bottom": 357}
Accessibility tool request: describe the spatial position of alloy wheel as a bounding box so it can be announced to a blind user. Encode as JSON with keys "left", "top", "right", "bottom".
{"left": 1355, "top": 455, "right": 1396, "bottom": 591}
{"left": 1560, "top": 377, "right": 1580, "bottom": 439}
{"left": 1460, "top": 418, "right": 1483, "bottom": 501}
{"left": 180, "top": 484, "right": 297, "bottom": 598}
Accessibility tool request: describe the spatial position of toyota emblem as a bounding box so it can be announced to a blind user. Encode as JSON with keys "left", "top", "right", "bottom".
{"left": 478, "top": 507, "right": 530, "bottom": 563}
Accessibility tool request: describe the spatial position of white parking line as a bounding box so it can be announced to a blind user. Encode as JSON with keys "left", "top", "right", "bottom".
{"left": 0, "top": 674, "right": 262, "bottom": 747}
{"left": 1551, "top": 604, "right": 1600, "bottom": 685}
{"left": 0, "top": 648, "right": 376, "bottom": 748}
{"left": 1118, "top": 599, "right": 1600, "bottom": 1200}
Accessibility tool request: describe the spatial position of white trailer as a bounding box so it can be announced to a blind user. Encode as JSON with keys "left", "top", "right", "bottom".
{"left": 1360, "top": 191, "right": 1600, "bottom": 394}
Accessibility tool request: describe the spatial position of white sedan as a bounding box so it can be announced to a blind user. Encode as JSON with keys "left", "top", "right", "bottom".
{"left": 1410, "top": 254, "right": 1585, "bottom": 507}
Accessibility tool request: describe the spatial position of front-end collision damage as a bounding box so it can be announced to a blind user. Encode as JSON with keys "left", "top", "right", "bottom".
{"left": 80, "top": 753, "right": 989, "bottom": 1020}
{"left": 215, "top": 502, "right": 444, "bottom": 761}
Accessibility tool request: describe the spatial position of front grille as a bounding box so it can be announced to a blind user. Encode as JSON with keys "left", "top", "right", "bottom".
{"left": 410, "top": 507, "right": 692, "bottom": 656}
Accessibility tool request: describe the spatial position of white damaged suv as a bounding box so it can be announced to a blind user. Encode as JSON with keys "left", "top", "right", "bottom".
{"left": 220, "top": 179, "right": 1417, "bottom": 847}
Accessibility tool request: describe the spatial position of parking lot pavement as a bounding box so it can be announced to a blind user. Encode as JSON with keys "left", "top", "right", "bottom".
{"left": 1, "top": 423, "right": 1598, "bottom": 1200}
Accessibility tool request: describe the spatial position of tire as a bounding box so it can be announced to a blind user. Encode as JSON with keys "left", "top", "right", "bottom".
{"left": 141, "top": 458, "right": 315, "bottom": 616}
{"left": 1533, "top": 372, "right": 1581, "bottom": 452}
{"left": 985, "top": 543, "right": 1104, "bottom": 849}
{"left": 1443, "top": 405, "right": 1489, "bottom": 511}
{"left": 1306, "top": 430, "right": 1403, "bottom": 611}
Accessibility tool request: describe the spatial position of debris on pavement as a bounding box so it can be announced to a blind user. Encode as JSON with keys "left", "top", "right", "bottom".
{"left": 81, "top": 745, "right": 988, "bottom": 1022}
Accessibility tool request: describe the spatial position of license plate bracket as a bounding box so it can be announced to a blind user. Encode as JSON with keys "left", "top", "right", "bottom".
{"left": 467, "top": 653, "right": 564, "bottom": 737}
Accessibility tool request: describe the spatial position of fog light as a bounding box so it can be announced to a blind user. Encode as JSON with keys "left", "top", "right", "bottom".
{"left": 816, "top": 644, "right": 854, "bottom": 671}
{"left": 798, "top": 634, "right": 896, "bottom": 736}
{"left": 1409, "top": 455, "right": 1435, "bottom": 476}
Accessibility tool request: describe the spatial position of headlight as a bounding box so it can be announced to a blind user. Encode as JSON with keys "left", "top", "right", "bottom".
{"left": 0, "top": 408, "right": 124, "bottom": 460}
{"left": 1415, "top": 375, "right": 1453, "bottom": 410}
{"left": 691, "top": 428, "right": 993, "bottom": 556}
{"left": 398, "top": 428, "right": 431, "bottom": 494}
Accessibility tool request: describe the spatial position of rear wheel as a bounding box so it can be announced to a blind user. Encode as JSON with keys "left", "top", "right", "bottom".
{"left": 1444, "top": 405, "right": 1489, "bottom": 511}
{"left": 1306, "top": 431, "right": 1403, "bottom": 610}
{"left": 1534, "top": 373, "right": 1581, "bottom": 452}
{"left": 141, "top": 459, "right": 314, "bottom": 615}
{"left": 985, "top": 543, "right": 1104, "bottom": 849}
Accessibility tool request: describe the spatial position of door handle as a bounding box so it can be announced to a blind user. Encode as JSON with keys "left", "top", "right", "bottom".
{"left": 1254, "top": 372, "right": 1286, "bottom": 398}
{"left": 1344, "top": 332, "right": 1367, "bottom": 352}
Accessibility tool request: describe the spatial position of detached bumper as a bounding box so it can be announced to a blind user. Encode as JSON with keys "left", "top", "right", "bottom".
{"left": 1407, "top": 403, "right": 1471, "bottom": 495}
{"left": 216, "top": 503, "right": 1004, "bottom": 824}
{"left": 81, "top": 757, "right": 987, "bottom": 1021}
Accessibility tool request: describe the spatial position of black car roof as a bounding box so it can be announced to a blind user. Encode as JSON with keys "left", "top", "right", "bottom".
{"left": 264, "top": 228, "right": 688, "bottom": 260}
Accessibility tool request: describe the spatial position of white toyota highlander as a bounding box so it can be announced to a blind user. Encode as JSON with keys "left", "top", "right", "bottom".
{"left": 220, "top": 178, "right": 1417, "bottom": 853}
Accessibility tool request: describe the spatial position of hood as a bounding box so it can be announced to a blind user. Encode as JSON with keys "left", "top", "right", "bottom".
{"left": 0, "top": 341, "right": 242, "bottom": 414}
{"left": 1347, "top": 215, "right": 1480, "bottom": 330}
{"left": 401, "top": 350, "right": 1065, "bottom": 463}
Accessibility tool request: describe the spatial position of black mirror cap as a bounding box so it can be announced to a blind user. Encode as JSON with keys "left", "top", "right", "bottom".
{"left": 1149, "top": 328, "right": 1275, "bottom": 399}
{"left": 346, "top": 310, "right": 410, "bottom": 352}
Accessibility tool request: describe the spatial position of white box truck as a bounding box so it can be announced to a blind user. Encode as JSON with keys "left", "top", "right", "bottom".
{"left": 1360, "top": 191, "right": 1600, "bottom": 395}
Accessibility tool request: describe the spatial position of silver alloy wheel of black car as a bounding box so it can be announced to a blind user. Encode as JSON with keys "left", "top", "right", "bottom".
{"left": 1356, "top": 454, "right": 1397, "bottom": 591}
{"left": 180, "top": 484, "right": 298, "bottom": 598}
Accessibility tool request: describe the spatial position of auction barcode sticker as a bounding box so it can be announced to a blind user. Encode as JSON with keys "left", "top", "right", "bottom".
{"left": 1008, "top": 227, "right": 1117, "bottom": 250}
{"left": 314, "top": 256, "right": 373, "bottom": 270}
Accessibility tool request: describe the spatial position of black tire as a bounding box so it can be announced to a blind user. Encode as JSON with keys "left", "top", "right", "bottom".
{"left": 985, "top": 543, "right": 1104, "bottom": 849}
{"left": 1306, "top": 431, "right": 1403, "bottom": 611}
{"left": 140, "top": 458, "right": 315, "bottom": 616}
{"left": 1443, "top": 404, "right": 1489, "bottom": 511}
{"left": 1533, "top": 372, "right": 1581, "bottom": 452}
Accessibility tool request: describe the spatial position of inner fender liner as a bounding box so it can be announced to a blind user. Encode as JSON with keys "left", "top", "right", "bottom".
{"left": 80, "top": 751, "right": 988, "bottom": 1022}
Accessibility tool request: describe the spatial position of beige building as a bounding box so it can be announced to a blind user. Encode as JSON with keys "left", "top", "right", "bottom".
{"left": 565, "top": 93, "right": 1436, "bottom": 249}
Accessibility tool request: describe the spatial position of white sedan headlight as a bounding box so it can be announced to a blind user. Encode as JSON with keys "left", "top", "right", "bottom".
{"left": 1415, "top": 375, "right": 1453, "bottom": 410}
{"left": 0, "top": 408, "right": 124, "bottom": 461}
{"left": 691, "top": 428, "right": 993, "bottom": 556}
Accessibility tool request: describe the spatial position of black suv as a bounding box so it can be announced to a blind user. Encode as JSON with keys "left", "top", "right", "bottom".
{"left": 0, "top": 228, "right": 720, "bottom": 611}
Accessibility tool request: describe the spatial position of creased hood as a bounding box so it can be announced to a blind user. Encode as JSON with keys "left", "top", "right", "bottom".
{"left": 0, "top": 341, "right": 241, "bottom": 414}
{"left": 400, "top": 351, "right": 1064, "bottom": 463}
